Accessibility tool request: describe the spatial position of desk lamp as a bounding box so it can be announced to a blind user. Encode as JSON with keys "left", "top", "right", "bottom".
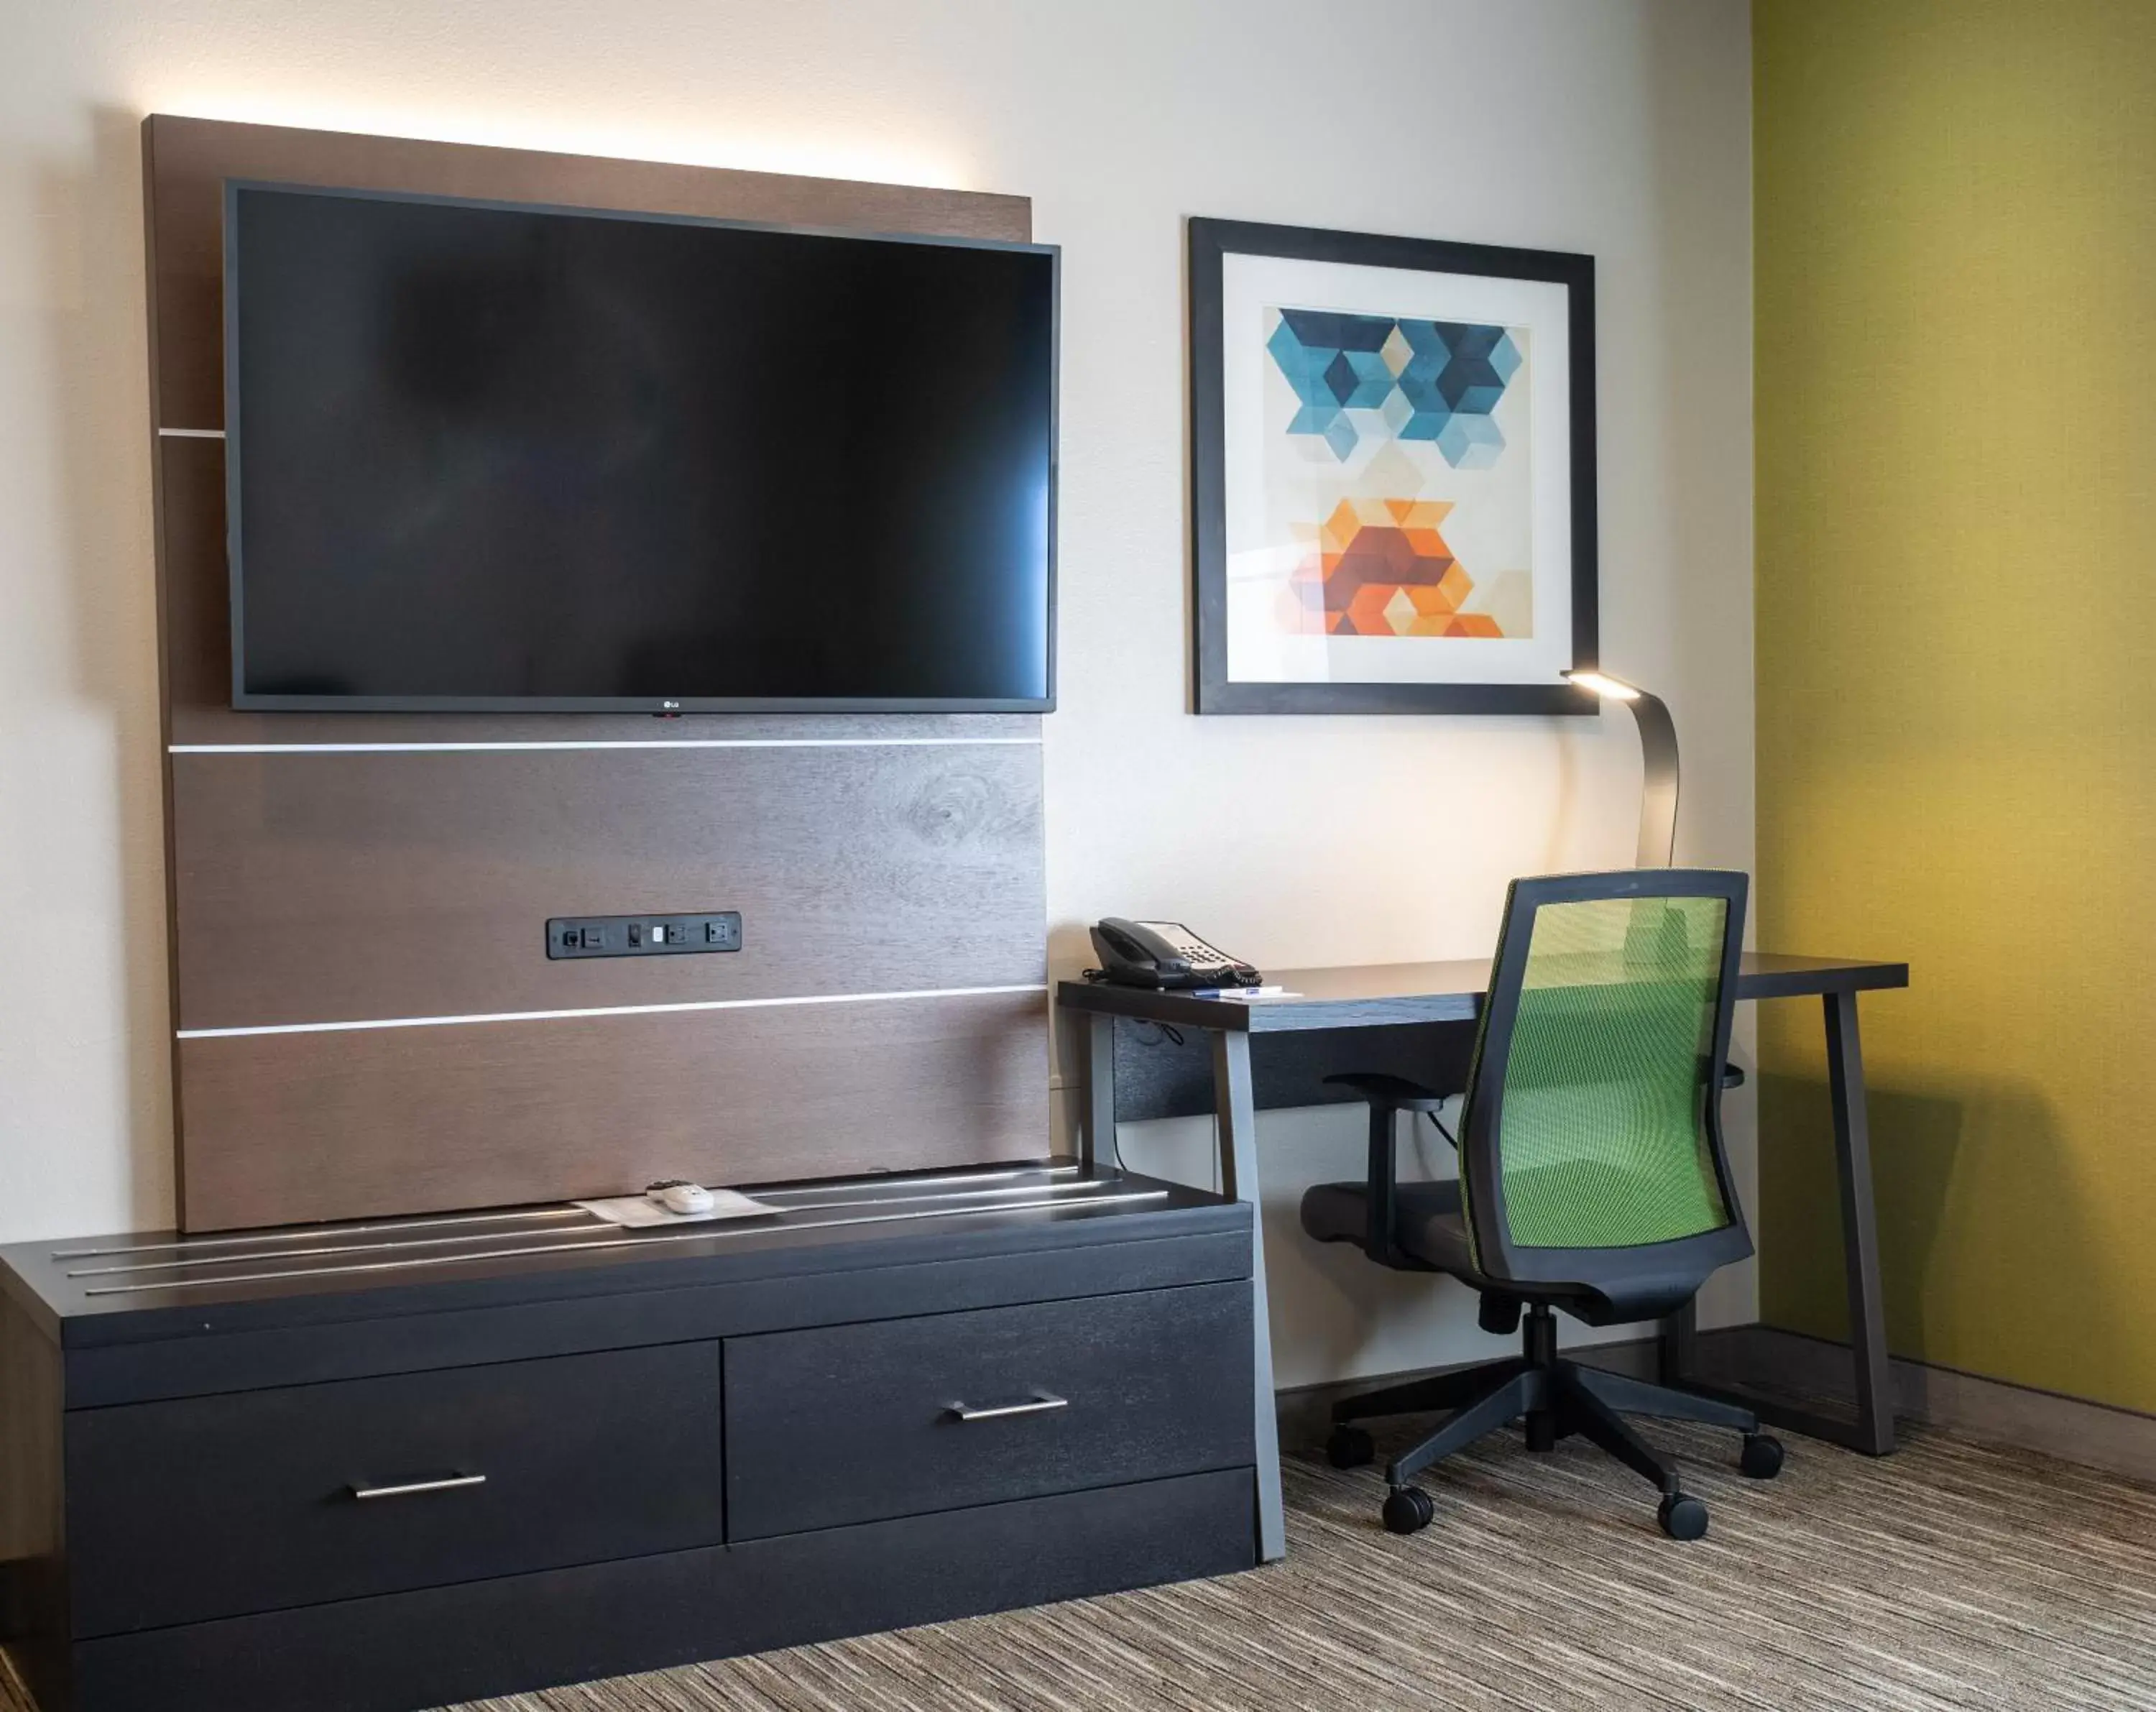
{"left": 1563, "top": 670, "right": 1676, "bottom": 868}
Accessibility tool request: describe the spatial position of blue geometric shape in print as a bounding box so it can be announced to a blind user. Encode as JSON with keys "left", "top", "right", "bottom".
{"left": 1395, "top": 402, "right": 1452, "bottom": 443}
{"left": 1267, "top": 315, "right": 1339, "bottom": 402}
{"left": 1488, "top": 329, "right": 1523, "bottom": 385}
{"left": 1436, "top": 411, "right": 1506, "bottom": 469}
{"left": 1393, "top": 321, "right": 1454, "bottom": 432}
{"left": 1278, "top": 308, "right": 1394, "bottom": 354}
{"left": 1263, "top": 309, "right": 1397, "bottom": 461}
{"left": 1320, "top": 349, "right": 1360, "bottom": 408}
{"left": 1339, "top": 348, "right": 1397, "bottom": 409}
{"left": 1268, "top": 307, "right": 1522, "bottom": 466}
{"left": 1429, "top": 322, "right": 1513, "bottom": 415}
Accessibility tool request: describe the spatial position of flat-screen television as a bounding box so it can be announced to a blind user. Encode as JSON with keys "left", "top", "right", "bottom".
{"left": 224, "top": 182, "right": 1057, "bottom": 712}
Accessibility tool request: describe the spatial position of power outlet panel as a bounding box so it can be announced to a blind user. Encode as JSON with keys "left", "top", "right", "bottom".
{"left": 547, "top": 911, "right": 742, "bottom": 960}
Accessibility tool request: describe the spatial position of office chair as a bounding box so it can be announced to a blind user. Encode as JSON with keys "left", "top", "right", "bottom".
{"left": 1299, "top": 868, "right": 1782, "bottom": 1540}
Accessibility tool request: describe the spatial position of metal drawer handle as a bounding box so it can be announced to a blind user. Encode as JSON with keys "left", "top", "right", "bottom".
{"left": 947, "top": 1392, "right": 1069, "bottom": 1423}
{"left": 349, "top": 1473, "right": 488, "bottom": 1501}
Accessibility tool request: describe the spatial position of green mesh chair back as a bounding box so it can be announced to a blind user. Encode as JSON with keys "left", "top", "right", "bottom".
{"left": 1457, "top": 869, "right": 1752, "bottom": 1297}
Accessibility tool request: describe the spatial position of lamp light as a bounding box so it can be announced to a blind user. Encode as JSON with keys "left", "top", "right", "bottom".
{"left": 1563, "top": 669, "right": 1677, "bottom": 868}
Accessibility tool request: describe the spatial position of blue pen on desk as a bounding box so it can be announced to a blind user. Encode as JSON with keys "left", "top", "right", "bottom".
{"left": 1190, "top": 984, "right": 1289, "bottom": 998}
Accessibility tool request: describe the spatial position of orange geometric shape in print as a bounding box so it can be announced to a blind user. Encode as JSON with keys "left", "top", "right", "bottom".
{"left": 1279, "top": 498, "right": 1508, "bottom": 639}
{"left": 1400, "top": 582, "right": 1463, "bottom": 618}
{"left": 1397, "top": 499, "right": 1452, "bottom": 530}
{"left": 1329, "top": 528, "right": 1449, "bottom": 591}
{"left": 1317, "top": 497, "right": 1371, "bottom": 553}
{"left": 1343, "top": 581, "right": 1407, "bottom": 636}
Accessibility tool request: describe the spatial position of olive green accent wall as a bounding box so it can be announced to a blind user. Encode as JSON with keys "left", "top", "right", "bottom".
{"left": 1754, "top": 0, "right": 2156, "bottom": 1412}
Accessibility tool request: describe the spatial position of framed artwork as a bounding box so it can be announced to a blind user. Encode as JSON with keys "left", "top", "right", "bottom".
{"left": 1189, "top": 218, "right": 1598, "bottom": 714}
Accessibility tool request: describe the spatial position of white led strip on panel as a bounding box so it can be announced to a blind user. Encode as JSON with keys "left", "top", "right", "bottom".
{"left": 176, "top": 982, "right": 1050, "bottom": 1041}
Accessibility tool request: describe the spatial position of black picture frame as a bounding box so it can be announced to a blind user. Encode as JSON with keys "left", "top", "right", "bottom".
{"left": 1188, "top": 217, "right": 1598, "bottom": 715}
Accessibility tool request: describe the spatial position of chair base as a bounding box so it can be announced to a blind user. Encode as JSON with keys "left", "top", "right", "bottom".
{"left": 1325, "top": 1304, "right": 1779, "bottom": 1538}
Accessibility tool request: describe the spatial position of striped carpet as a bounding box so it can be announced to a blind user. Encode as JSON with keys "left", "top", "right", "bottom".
{"left": 459, "top": 1423, "right": 2156, "bottom": 1712}
{"left": 9, "top": 1420, "right": 2153, "bottom": 1711}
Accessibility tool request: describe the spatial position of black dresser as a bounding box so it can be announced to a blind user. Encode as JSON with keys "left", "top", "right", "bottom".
{"left": 0, "top": 1166, "right": 1258, "bottom": 1712}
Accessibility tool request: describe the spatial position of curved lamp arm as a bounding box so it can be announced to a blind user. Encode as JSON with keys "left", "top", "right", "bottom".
{"left": 1564, "top": 671, "right": 1679, "bottom": 870}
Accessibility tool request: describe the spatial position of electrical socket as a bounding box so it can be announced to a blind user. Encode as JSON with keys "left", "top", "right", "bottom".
{"left": 547, "top": 911, "right": 742, "bottom": 960}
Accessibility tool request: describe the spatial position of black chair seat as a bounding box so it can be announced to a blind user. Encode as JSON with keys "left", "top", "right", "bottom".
{"left": 1300, "top": 1177, "right": 1474, "bottom": 1273}
{"left": 1300, "top": 1172, "right": 1718, "bottom": 1325}
{"left": 1319, "top": 1071, "right": 1454, "bottom": 1113}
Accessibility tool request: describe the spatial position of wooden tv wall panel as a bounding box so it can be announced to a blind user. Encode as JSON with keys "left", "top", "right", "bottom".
{"left": 144, "top": 116, "right": 1047, "bottom": 1231}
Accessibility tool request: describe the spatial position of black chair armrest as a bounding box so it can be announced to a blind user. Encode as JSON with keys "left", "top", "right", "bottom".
{"left": 1322, "top": 1072, "right": 1460, "bottom": 1264}
{"left": 1322, "top": 1071, "right": 1455, "bottom": 1113}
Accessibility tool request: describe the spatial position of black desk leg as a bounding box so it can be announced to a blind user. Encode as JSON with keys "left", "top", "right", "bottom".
{"left": 1080, "top": 1013, "right": 1119, "bottom": 1174}
{"left": 1659, "top": 990, "right": 1897, "bottom": 1455}
{"left": 1826, "top": 988, "right": 1896, "bottom": 1454}
{"left": 1211, "top": 1031, "right": 1286, "bottom": 1563}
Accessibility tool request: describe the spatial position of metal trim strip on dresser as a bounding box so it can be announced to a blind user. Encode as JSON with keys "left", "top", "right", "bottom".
{"left": 177, "top": 982, "right": 1051, "bottom": 1039}
{"left": 47, "top": 1163, "right": 1086, "bottom": 1261}
{"left": 50, "top": 1162, "right": 1083, "bottom": 1260}
{"left": 68, "top": 1179, "right": 1127, "bottom": 1279}
{"left": 170, "top": 737, "right": 1044, "bottom": 753}
{"left": 78, "top": 1187, "right": 1172, "bottom": 1296}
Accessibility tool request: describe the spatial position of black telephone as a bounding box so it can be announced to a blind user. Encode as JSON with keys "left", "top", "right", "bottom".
{"left": 1087, "top": 919, "right": 1262, "bottom": 990}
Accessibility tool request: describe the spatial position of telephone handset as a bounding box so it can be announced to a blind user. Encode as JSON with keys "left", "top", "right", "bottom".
{"left": 1087, "top": 919, "right": 1262, "bottom": 990}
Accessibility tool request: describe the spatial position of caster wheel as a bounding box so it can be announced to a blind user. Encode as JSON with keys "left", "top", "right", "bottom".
{"left": 1657, "top": 1494, "right": 1710, "bottom": 1540}
{"left": 1741, "top": 1433, "right": 1785, "bottom": 1480}
{"left": 1381, "top": 1486, "right": 1435, "bottom": 1535}
{"left": 1326, "top": 1424, "right": 1375, "bottom": 1468}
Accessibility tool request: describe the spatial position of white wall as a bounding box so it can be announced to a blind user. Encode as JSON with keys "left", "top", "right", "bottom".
{"left": 0, "top": 0, "right": 1754, "bottom": 1388}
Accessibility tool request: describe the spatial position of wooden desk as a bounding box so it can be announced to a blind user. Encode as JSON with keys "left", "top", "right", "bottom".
{"left": 1059, "top": 951, "right": 1911, "bottom": 1560}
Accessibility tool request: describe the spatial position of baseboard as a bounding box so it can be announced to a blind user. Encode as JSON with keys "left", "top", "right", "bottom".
{"left": 1692, "top": 1325, "right": 2156, "bottom": 1483}
{"left": 1276, "top": 1323, "right": 2156, "bottom": 1486}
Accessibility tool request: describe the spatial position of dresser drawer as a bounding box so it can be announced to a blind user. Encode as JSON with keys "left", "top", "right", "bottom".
{"left": 723, "top": 1283, "right": 1252, "bottom": 1540}
{"left": 65, "top": 1343, "right": 722, "bottom": 1637}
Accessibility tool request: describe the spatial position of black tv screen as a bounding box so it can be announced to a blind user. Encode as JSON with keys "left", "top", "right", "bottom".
{"left": 224, "top": 183, "right": 1057, "bottom": 711}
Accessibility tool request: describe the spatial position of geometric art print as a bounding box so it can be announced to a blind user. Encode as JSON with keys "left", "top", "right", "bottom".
{"left": 1260, "top": 303, "right": 1532, "bottom": 643}
{"left": 1197, "top": 221, "right": 1591, "bottom": 714}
